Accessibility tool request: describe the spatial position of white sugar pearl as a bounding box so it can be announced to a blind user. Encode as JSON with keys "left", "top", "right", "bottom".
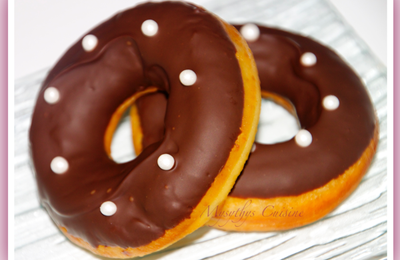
{"left": 100, "top": 201, "right": 117, "bottom": 216}
{"left": 157, "top": 154, "right": 175, "bottom": 170}
{"left": 82, "top": 34, "right": 98, "bottom": 52}
{"left": 323, "top": 95, "right": 340, "bottom": 110}
{"left": 141, "top": 19, "right": 158, "bottom": 37}
{"left": 295, "top": 130, "right": 312, "bottom": 147}
{"left": 300, "top": 52, "right": 317, "bottom": 67}
{"left": 44, "top": 87, "right": 60, "bottom": 104}
{"left": 50, "top": 156, "right": 69, "bottom": 174}
{"left": 179, "top": 70, "right": 197, "bottom": 86}
{"left": 251, "top": 144, "right": 256, "bottom": 153}
{"left": 240, "top": 23, "right": 260, "bottom": 42}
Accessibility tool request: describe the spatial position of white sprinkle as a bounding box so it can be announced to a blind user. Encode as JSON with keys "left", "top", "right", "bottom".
{"left": 82, "top": 34, "right": 98, "bottom": 52}
{"left": 300, "top": 52, "right": 317, "bottom": 67}
{"left": 240, "top": 23, "right": 260, "bottom": 42}
{"left": 251, "top": 143, "right": 256, "bottom": 153}
{"left": 100, "top": 201, "right": 117, "bottom": 216}
{"left": 157, "top": 154, "right": 175, "bottom": 170}
{"left": 179, "top": 70, "right": 197, "bottom": 86}
{"left": 50, "top": 156, "right": 69, "bottom": 174}
{"left": 323, "top": 95, "right": 340, "bottom": 110}
{"left": 44, "top": 87, "right": 60, "bottom": 104}
{"left": 141, "top": 19, "right": 158, "bottom": 37}
{"left": 295, "top": 130, "right": 312, "bottom": 147}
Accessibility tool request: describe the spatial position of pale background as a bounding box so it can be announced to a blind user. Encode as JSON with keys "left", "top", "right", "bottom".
{"left": 14, "top": 0, "right": 387, "bottom": 79}
{"left": 14, "top": 1, "right": 389, "bottom": 259}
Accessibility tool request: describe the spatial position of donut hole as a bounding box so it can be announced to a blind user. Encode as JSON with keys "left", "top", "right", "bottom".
{"left": 255, "top": 97, "right": 300, "bottom": 144}
{"left": 109, "top": 109, "right": 137, "bottom": 163}
{"left": 105, "top": 88, "right": 159, "bottom": 163}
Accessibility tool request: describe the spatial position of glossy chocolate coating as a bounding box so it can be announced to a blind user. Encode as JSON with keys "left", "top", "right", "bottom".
{"left": 136, "top": 25, "right": 376, "bottom": 199}
{"left": 136, "top": 93, "right": 168, "bottom": 150}
{"left": 232, "top": 25, "right": 375, "bottom": 198}
{"left": 29, "top": 2, "right": 244, "bottom": 248}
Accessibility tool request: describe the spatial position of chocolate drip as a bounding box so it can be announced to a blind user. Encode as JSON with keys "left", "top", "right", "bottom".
{"left": 29, "top": 2, "right": 244, "bottom": 248}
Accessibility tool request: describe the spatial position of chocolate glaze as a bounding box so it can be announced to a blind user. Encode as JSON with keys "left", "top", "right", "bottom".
{"left": 135, "top": 25, "right": 376, "bottom": 199}
{"left": 136, "top": 92, "right": 168, "bottom": 150}
{"left": 29, "top": 2, "right": 245, "bottom": 248}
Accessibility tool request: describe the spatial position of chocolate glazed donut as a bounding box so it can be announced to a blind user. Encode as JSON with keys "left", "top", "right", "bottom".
{"left": 130, "top": 24, "right": 379, "bottom": 231}
{"left": 28, "top": 2, "right": 261, "bottom": 258}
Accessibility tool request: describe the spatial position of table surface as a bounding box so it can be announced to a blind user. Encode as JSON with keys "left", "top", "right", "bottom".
{"left": 14, "top": 0, "right": 387, "bottom": 79}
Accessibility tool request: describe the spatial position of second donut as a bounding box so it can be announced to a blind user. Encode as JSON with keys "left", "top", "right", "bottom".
{"left": 129, "top": 24, "right": 379, "bottom": 231}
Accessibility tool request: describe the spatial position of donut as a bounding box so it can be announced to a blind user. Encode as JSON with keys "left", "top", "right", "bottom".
{"left": 129, "top": 24, "right": 379, "bottom": 231}
{"left": 28, "top": 3, "right": 261, "bottom": 258}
